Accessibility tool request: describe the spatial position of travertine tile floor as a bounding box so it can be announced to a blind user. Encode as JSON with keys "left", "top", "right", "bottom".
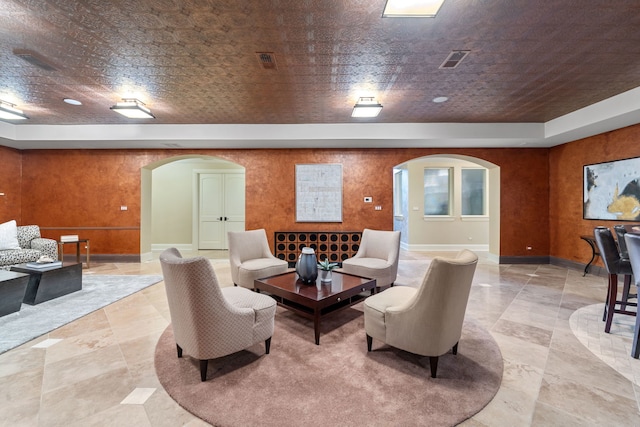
{"left": 1, "top": 250, "right": 639, "bottom": 426}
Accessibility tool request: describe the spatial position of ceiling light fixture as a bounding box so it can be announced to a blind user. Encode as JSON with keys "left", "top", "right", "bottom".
{"left": 0, "top": 100, "right": 28, "bottom": 121}
{"left": 382, "top": 0, "right": 446, "bottom": 17}
{"left": 110, "top": 98, "right": 155, "bottom": 119}
{"left": 351, "top": 97, "right": 383, "bottom": 118}
{"left": 432, "top": 96, "right": 448, "bottom": 103}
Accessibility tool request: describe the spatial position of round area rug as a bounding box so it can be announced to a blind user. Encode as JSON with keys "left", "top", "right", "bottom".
{"left": 154, "top": 305, "right": 503, "bottom": 427}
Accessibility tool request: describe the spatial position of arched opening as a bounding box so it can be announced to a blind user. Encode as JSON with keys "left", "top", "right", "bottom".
{"left": 140, "top": 155, "right": 245, "bottom": 261}
{"left": 393, "top": 154, "right": 500, "bottom": 261}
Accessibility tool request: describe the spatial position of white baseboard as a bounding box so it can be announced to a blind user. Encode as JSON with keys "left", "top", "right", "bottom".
{"left": 151, "top": 243, "right": 194, "bottom": 252}
{"left": 402, "top": 243, "right": 490, "bottom": 252}
{"left": 486, "top": 252, "right": 500, "bottom": 263}
{"left": 140, "top": 251, "right": 154, "bottom": 263}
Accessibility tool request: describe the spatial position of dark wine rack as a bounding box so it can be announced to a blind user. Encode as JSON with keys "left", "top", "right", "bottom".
{"left": 274, "top": 231, "right": 362, "bottom": 267}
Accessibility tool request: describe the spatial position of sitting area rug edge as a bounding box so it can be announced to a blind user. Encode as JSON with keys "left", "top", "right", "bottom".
{"left": 155, "top": 306, "right": 503, "bottom": 427}
{"left": 0, "top": 274, "right": 163, "bottom": 354}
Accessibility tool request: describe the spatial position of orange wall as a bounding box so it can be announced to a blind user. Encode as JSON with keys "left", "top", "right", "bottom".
{"left": 0, "top": 146, "right": 22, "bottom": 223}
{"left": 3, "top": 146, "right": 550, "bottom": 258}
{"left": 549, "top": 123, "right": 640, "bottom": 265}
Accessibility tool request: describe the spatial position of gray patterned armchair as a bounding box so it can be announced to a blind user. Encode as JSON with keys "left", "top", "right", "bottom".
{"left": 159, "top": 247, "right": 277, "bottom": 381}
{"left": 0, "top": 225, "right": 58, "bottom": 270}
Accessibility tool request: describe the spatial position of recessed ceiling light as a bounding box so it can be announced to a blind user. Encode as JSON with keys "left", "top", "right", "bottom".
{"left": 382, "top": 0, "right": 446, "bottom": 17}
{"left": 432, "top": 96, "right": 448, "bottom": 103}
{"left": 63, "top": 98, "right": 82, "bottom": 106}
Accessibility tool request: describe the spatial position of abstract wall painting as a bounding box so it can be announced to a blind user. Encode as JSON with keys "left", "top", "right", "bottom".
{"left": 584, "top": 157, "right": 640, "bottom": 221}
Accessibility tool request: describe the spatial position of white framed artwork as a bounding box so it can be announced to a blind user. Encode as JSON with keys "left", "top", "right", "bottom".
{"left": 295, "top": 164, "right": 343, "bottom": 222}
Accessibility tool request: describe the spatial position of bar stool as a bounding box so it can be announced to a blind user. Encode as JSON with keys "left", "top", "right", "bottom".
{"left": 622, "top": 232, "right": 640, "bottom": 358}
{"left": 594, "top": 227, "right": 635, "bottom": 332}
{"left": 614, "top": 224, "right": 637, "bottom": 304}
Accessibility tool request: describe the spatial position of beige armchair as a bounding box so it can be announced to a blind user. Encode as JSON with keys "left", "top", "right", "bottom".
{"left": 364, "top": 249, "right": 478, "bottom": 378}
{"left": 339, "top": 228, "right": 401, "bottom": 288}
{"left": 228, "top": 229, "right": 288, "bottom": 289}
{"left": 159, "top": 248, "right": 277, "bottom": 381}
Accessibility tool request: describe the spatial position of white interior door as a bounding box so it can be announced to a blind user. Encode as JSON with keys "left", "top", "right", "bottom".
{"left": 199, "top": 174, "right": 224, "bottom": 249}
{"left": 198, "top": 172, "right": 245, "bottom": 250}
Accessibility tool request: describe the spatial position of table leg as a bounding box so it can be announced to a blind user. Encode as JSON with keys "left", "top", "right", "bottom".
{"left": 76, "top": 242, "right": 81, "bottom": 265}
{"left": 581, "top": 237, "right": 599, "bottom": 276}
{"left": 314, "top": 309, "right": 321, "bottom": 345}
{"left": 85, "top": 240, "right": 90, "bottom": 268}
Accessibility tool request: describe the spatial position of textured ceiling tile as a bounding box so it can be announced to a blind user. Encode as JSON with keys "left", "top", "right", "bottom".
{"left": 1, "top": 0, "right": 640, "bottom": 125}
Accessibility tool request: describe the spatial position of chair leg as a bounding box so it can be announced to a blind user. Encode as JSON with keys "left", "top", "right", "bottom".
{"left": 265, "top": 337, "right": 271, "bottom": 354}
{"left": 429, "top": 356, "right": 439, "bottom": 378}
{"left": 199, "top": 359, "right": 208, "bottom": 382}
{"left": 605, "top": 274, "right": 618, "bottom": 333}
{"left": 622, "top": 274, "right": 632, "bottom": 311}
{"left": 632, "top": 306, "right": 640, "bottom": 359}
{"left": 176, "top": 344, "right": 183, "bottom": 358}
{"left": 366, "top": 334, "right": 373, "bottom": 352}
{"left": 452, "top": 342, "right": 458, "bottom": 355}
{"left": 603, "top": 282, "right": 610, "bottom": 321}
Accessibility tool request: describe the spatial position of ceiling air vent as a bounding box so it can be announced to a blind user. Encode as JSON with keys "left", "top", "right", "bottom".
{"left": 13, "top": 49, "right": 58, "bottom": 71}
{"left": 439, "top": 50, "right": 470, "bottom": 69}
{"left": 256, "top": 52, "right": 277, "bottom": 70}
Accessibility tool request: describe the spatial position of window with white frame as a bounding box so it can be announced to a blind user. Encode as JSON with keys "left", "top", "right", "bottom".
{"left": 424, "top": 168, "right": 451, "bottom": 216}
{"left": 461, "top": 168, "right": 486, "bottom": 215}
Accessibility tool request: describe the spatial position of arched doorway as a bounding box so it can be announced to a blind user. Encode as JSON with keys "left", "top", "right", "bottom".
{"left": 140, "top": 155, "right": 245, "bottom": 261}
{"left": 393, "top": 154, "right": 500, "bottom": 261}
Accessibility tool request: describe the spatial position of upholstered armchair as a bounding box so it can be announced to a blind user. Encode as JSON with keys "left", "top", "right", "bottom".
{"left": 228, "top": 229, "right": 288, "bottom": 289}
{"left": 159, "top": 248, "right": 277, "bottom": 381}
{"left": 364, "top": 249, "right": 478, "bottom": 378}
{"left": 339, "top": 228, "right": 401, "bottom": 288}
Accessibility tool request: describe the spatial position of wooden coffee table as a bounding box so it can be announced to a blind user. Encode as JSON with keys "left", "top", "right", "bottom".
{"left": 254, "top": 271, "right": 376, "bottom": 345}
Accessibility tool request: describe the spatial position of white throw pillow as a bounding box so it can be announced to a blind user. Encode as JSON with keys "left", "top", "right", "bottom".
{"left": 0, "top": 220, "right": 21, "bottom": 250}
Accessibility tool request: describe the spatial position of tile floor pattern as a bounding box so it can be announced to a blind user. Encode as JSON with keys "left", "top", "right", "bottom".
{"left": 1, "top": 250, "right": 639, "bottom": 426}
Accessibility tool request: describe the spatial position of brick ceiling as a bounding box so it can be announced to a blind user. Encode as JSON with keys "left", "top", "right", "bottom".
{"left": 2, "top": 0, "right": 640, "bottom": 126}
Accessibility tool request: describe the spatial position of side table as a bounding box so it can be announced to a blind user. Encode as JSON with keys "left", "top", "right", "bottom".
{"left": 580, "top": 235, "right": 599, "bottom": 276}
{"left": 58, "top": 239, "right": 90, "bottom": 268}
